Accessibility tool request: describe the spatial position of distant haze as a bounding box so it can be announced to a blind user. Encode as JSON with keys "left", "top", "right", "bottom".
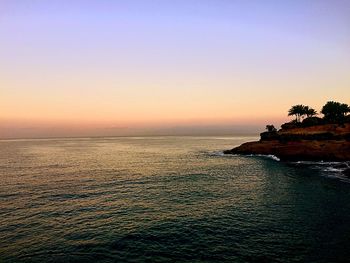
{"left": 1, "top": 1, "right": 349, "bottom": 138}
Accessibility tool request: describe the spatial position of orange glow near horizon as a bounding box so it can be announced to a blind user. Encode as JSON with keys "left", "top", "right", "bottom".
{"left": 1, "top": 1, "right": 350, "bottom": 138}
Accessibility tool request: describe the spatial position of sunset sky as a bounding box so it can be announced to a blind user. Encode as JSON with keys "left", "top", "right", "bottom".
{"left": 1, "top": 0, "right": 350, "bottom": 138}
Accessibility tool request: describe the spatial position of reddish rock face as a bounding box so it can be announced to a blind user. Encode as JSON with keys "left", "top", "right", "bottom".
{"left": 224, "top": 123, "right": 350, "bottom": 161}
{"left": 225, "top": 140, "right": 350, "bottom": 161}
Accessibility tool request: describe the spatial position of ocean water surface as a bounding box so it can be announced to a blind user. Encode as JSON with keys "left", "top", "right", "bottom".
{"left": 1, "top": 136, "right": 350, "bottom": 262}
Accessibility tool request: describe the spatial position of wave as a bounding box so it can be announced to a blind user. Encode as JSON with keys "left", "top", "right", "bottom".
{"left": 210, "top": 151, "right": 350, "bottom": 182}
{"left": 209, "top": 151, "right": 280, "bottom": 161}
{"left": 291, "top": 161, "right": 350, "bottom": 182}
{"left": 247, "top": 154, "right": 281, "bottom": 162}
{"left": 208, "top": 151, "right": 227, "bottom": 157}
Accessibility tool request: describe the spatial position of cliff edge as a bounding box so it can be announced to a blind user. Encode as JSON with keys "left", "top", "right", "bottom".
{"left": 224, "top": 123, "right": 350, "bottom": 162}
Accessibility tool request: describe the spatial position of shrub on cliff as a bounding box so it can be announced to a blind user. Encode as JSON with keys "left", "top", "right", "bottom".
{"left": 321, "top": 101, "right": 350, "bottom": 123}
{"left": 302, "top": 117, "right": 324, "bottom": 127}
{"left": 281, "top": 121, "right": 300, "bottom": 130}
{"left": 345, "top": 115, "right": 350, "bottom": 123}
{"left": 266, "top": 125, "right": 277, "bottom": 132}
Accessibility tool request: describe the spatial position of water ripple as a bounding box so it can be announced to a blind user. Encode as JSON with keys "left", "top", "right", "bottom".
{"left": 1, "top": 136, "right": 350, "bottom": 262}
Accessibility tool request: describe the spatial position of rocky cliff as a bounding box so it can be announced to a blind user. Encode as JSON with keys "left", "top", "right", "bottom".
{"left": 224, "top": 123, "right": 350, "bottom": 161}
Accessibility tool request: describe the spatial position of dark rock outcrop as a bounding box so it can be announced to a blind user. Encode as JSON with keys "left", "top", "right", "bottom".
{"left": 224, "top": 140, "right": 350, "bottom": 161}
{"left": 302, "top": 117, "right": 324, "bottom": 127}
{"left": 260, "top": 131, "right": 279, "bottom": 141}
{"left": 224, "top": 123, "right": 350, "bottom": 162}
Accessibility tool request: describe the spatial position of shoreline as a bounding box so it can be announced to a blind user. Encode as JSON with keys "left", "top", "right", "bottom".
{"left": 224, "top": 123, "right": 350, "bottom": 176}
{"left": 224, "top": 139, "right": 350, "bottom": 162}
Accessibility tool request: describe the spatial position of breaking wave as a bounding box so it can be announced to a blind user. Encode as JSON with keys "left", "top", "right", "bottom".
{"left": 291, "top": 161, "right": 350, "bottom": 182}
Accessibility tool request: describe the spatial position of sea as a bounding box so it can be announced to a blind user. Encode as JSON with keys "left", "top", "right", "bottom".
{"left": 1, "top": 136, "right": 350, "bottom": 262}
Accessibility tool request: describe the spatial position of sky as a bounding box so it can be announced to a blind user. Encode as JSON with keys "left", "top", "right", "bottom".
{"left": 1, "top": 0, "right": 350, "bottom": 138}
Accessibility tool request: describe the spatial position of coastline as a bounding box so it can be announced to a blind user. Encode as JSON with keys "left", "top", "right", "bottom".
{"left": 224, "top": 123, "right": 350, "bottom": 176}
{"left": 224, "top": 139, "right": 350, "bottom": 162}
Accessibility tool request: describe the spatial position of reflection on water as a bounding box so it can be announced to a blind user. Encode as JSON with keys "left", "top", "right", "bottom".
{"left": 1, "top": 136, "right": 350, "bottom": 262}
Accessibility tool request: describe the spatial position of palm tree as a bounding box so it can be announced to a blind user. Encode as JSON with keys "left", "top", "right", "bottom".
{"left": 321, "top": 101, "right": 350, "bottom": 123}
{"left": 304, "top": 106, "right": 317, "bottom": 118}
{"left": 288, "top": 105, "right": 306, "bottom": 122}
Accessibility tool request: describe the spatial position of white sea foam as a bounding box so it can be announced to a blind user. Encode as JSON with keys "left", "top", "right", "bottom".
{"left": 209, "top": 151, "right": 226, "bottom": 157}
{"left": 261, "top": 155, "right": 281, "bottom": 162}
{"left": 209, "top": 151, "right": 242, "bottom": 157}
{"left": 211, "top": 151, "right": 280, "bottom": 161}
{"left": 291, "top": 160, "right": 350, "bottom": 182}
{"left": 323, "top": 167, "right": 344, "bottom": 172}
{"left": 246, "top": 154, "right": 281, "bottom": 161}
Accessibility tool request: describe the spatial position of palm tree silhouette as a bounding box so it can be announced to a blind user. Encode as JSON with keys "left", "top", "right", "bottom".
{"left": 288, "top": 105, "right": 305, "bottom": 122}
{"left": 304, "top": 106, "right": 317, "bottom": 118}
{"left": 321, "top": 101, "right": 350, "bottom": 123}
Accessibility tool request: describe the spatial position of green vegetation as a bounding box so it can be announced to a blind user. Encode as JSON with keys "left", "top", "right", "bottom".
{"left": 273, "top": 101, "right": 350, "bottom": 131}
{"left": 288, "top": 105, "right": 317, "bottom": 123}
{"left": 265, "top": 125, "right": 277, "bottom": 132}
{"left": 286, "top": 101, "right": 349, "bottom": 126}
{"left": 321, "top": 101, "right": 350, "bottom": 123}
{"left": 288, "top": 105, "right": 305, "bottom": 122}
{"left": 305, "top": 106, "right": 317, "bottom": 118}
